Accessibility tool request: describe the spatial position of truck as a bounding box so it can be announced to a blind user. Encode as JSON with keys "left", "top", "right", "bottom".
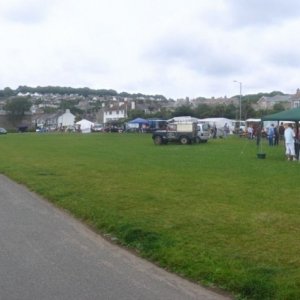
{"left": 152, "top": 121, "right": 198, "bottom": 145}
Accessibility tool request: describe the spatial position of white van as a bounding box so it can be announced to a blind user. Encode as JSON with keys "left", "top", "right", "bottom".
{"left": 196, "top": 123, "right": 210, "bottom": 143}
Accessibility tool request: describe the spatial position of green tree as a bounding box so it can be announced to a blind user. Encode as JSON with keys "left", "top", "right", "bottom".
{"left": 256, "top": 109, "right": 269, "bottom": 118}
{"left": 241, "top": 100, "right": 256, "bottom": 119}
{"left": 59, "top": 100, "right": 73, "bottom": 111}
{"left": 4, "top": 96, "right": 32, "bottom": 124}
{"left": 43, "top": 107, "right": 57, "bottom": 114}
{"left": 3, "top": 87, "right": 15, "bottom": 97}
{"left": 127, "top": 109, "right": 146, "bottom": 119}
{"left": 194, "top": 104, "right": 212, "bottom": 118}
{"left": 149, "top": 108, "right": 172, "bottom": 119}
{"left": 172, "top": 105, "right": 195, "bottom": 117}
{"left": 223, "top": 104, "right": 238, "bottom": 119}
{"left": 212, "top": 104, "right": 227, "bottom": 117}
{"left": 272, "top": 103, "right": 285, "bottom": 113}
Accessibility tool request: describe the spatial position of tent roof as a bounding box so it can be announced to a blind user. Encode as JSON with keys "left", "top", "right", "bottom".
{"left": 76, "top": 119, "right": 94, "bottom": 125}
{"left": 262, "top": 107, "right": 300, "bottom": 121}
{"left": 128, "top": 118, "right": 149, "bottom": 124}
{"left": 167, "top": 116, "right": 199, "bottom": 123}
{"left": 246, "top": 118, "right": 261, "bottom": 122}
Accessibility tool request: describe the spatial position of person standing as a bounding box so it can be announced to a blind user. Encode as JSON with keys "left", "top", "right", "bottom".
{"left": 284, "top": 123, "right": 296, "bottom": 161}
{"left": 247, "top": 125, "right": 254, "bottom": 139}
{"left": 256, "top": 124, "right": 262, "bottom": 146}
{"left": 279, "top": 122, "right": 285, "bottom": 141}
{"left": 223, "top": 123, "right": 229, "bottom": 138}
{"left": 267, "top": 124, "right": 275, "bottom": 146}
{"left": 212, "top": 123, "right": 217, "bottom": 139}
{"left": 274, "top": 125, "right": 279, "bottom": 146}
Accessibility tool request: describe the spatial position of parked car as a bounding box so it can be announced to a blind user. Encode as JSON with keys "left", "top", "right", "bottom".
{"left": 0, "top": 127, "right": 7, "bottom": 134}
{"left": 91, "top": 124, "right": 104, "bottom": 132}
{"left": 18, "top": 126, "right": 28, "bottom": 133}
{"left": 104, "top": 126, "right": 122, "bottom": 133}
{"left": 36, "top": 127, "right": 47, "bottom": 133}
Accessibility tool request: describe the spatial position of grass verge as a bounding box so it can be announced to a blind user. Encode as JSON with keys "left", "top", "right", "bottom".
{"left": 0, "top": 132, "right": 300, "bottom": 299}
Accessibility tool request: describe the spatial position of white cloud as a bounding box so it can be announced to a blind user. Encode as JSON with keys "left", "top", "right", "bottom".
{"left": 227, "top": 0, "right": 300, "bottom": 27}
{"left": 0, "top": 0, "right": 57, "bottom": 24}
{"left": 0, "top": 0, "right": 299, "bottom": 98}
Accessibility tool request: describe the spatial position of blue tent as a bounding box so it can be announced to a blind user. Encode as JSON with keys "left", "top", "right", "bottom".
{"left": 128, "top": 118, "right": 149, "bottom": 125}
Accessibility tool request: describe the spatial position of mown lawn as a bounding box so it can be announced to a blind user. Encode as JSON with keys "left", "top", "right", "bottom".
{"left": 0, "top": 132, "right": 300, "bottom": 299}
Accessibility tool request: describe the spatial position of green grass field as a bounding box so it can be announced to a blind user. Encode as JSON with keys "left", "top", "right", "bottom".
{"left": 1, "top": 132, "right": 299, "bottom": 299}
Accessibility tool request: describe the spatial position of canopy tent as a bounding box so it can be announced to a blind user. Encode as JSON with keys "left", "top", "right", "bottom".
{"left": 262, "top": 107, "right": 300, "bottom": 160}
{"left": 262, "top": 107, "right": 300, "bottom": 121}
{"left": 76, "top": 119, "right": 94, "bottom": 133}
{"left": 128, "top": 118, "right": 149, "bottom": 125}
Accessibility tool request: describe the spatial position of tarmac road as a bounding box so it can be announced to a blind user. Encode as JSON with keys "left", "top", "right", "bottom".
{"left": 0, "top": 174, "right": 232, "bottom": 300}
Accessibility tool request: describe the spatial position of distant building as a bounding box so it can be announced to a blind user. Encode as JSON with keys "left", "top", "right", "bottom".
{"left": 57, "top": 109, "right": 75, "bottom": 127}
{"left": 191, "top": 96, "right": 239, "bottom": 107}
{"left": 256, "top": 95, "right": 291, "bottom": 110}
{"left": 101, "top": 105, "right": 127, "bottom": 124}
{"left": 290, "top": 88, "right": 300, "bottom": 108}
{"left": 32, "top": 113, "right": 59, "bottom": 129}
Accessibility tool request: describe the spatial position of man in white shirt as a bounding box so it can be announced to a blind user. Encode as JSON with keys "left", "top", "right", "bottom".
{"left": 284, "top": 123, "right": 296, "bottom": 161}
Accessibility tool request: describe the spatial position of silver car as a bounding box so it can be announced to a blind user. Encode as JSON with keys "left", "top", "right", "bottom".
{"left": 0, "top": 127, "right": 7, "bottom": 134}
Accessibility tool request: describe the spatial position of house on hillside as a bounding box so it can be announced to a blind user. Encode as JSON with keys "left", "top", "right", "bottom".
{"left": 75, "top": 99, "right": 93, "bottom": 112}
{"left": 256, "top": 95, "right": 291, "bottom": 110}
{"left": 290, "top": 89, "right": 300, "bottom": 108}
{"left": 135, "top": 102, "right": 161, "bottom": 115}
{"left": 191, "top": 96, "right": 239, "bottom": 107}
{"left": 99, "top": 105, "right": 127, "bottom": 124}
{"left": 32, "top": 113, "right": 60, "bottom": 130}
{"left": 57, "top": 109, "right": 75, "bottom": 128}
{"left": 160, "top": 100, "right": 177, "bottom": 112}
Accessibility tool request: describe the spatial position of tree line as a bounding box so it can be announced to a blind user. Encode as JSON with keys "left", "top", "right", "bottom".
{"left": 0, "top": 86, "right": 167, "bottom": 101}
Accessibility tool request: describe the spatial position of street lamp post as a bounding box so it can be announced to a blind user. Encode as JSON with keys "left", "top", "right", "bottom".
{"left": 234, "top": 80, "right": 242, "bottom": 128}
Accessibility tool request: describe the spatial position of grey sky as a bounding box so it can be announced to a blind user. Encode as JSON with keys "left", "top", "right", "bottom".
{"left": 0, "top": 0, "right": 299, "bottom": 99}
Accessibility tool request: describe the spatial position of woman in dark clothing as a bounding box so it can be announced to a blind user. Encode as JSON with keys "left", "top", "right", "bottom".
{"left": 274, "top": 126, "right": 279, "bottom": 145}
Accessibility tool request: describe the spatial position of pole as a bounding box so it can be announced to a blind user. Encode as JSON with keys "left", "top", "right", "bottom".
{"left": 234, "top": 80, "right": 242, "bottom": 131}
{"left": 239, "top": 82, "right": 242, "bottom": 125}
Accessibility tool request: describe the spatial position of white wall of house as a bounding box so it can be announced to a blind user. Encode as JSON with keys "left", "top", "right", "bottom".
{"left": 293, "top": 101, "right": 300, "bottom": 108}
{"left": 256, "top": 95, "right": 291, "bottom": 110}
{"left": 57, "top": 109, "right": 75, "bottom": 127}
{"left": 104, "top": 109, "right": 126, "bottom": 123}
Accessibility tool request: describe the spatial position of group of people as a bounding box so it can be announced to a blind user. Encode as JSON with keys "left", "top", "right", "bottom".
{"left": 211, "top": 123, "right": 230, "bottom": 138}
{"left": 267, "top": 124, "right": 280, "bottom": 146}
{"left": 211, "top": 121, "right": 299, "bottom": 161}
{"left": 266, "top": 122, "right": 298, "bottom": 161}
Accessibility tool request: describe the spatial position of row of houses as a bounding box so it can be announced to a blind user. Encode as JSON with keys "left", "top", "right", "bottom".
{"left": 256, "top": 89, "right": 300, "bottom": 110}
{"left": 12, "top": 88, "right": 300, "bottom": 112}
{"left": 99, "top": 89, "right": 300, "bottom": 124}
{"left": 33, "top": 109, "right": 76, "bottom": 130}
{"left": 33, "top": 105, "right": 132, "bottom": 130}
{"left": 3, "top": 89, "right": 300, "bottom": 130}
{"left": 191, "top": 89, "right": 300, "bottom": 110}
